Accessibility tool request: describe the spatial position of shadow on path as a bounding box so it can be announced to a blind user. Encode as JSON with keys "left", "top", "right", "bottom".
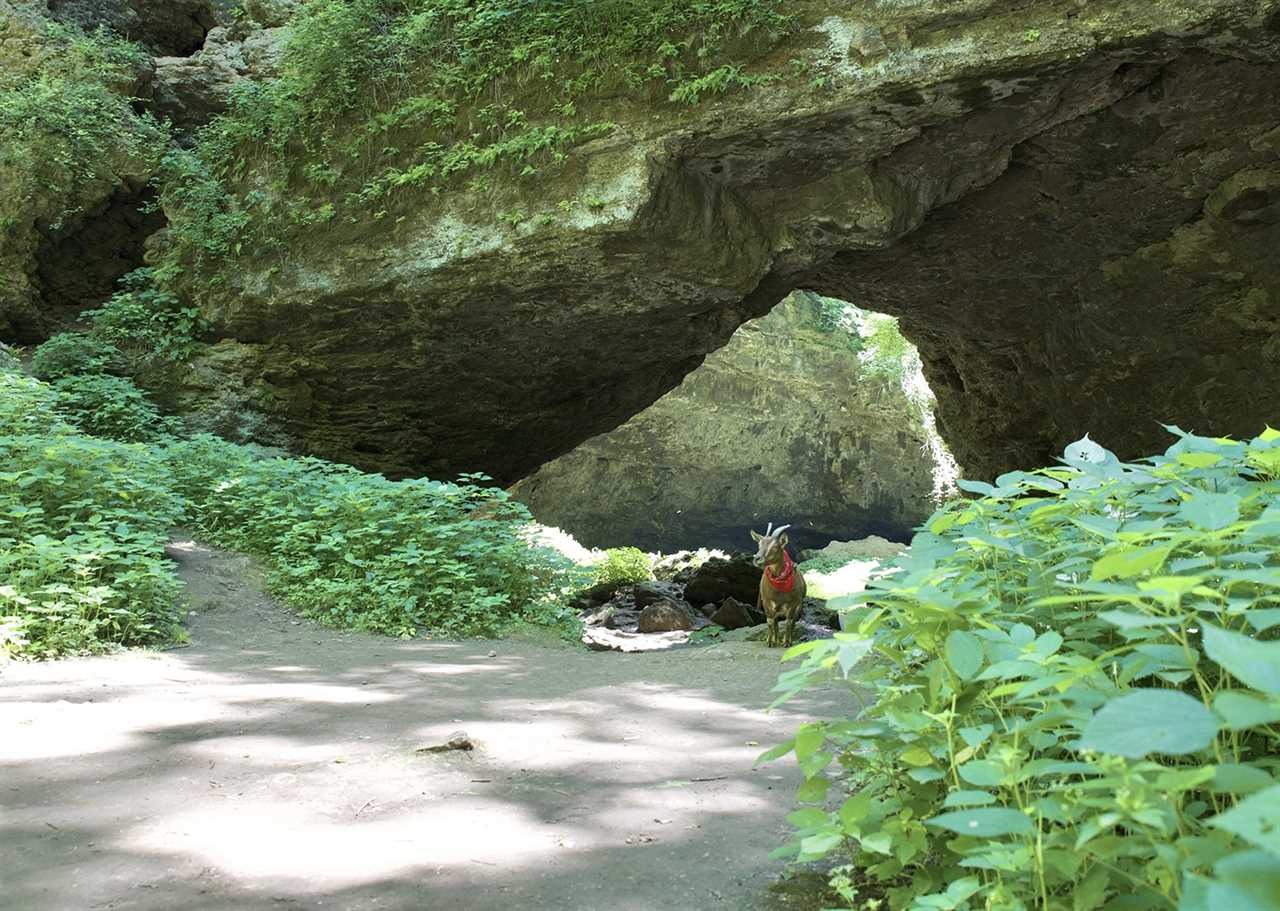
{"left": 1, "top": 538, "right": 866, "bottom": 911}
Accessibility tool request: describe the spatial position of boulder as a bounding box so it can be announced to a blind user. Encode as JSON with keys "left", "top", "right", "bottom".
{"left": 152, "top": 25, "right": 288, "bottom": 132}
{"left": 684, "top": 555, "right": 761, "bottom": 608}
{"left": 632, "top": 581, "right": 688, "bottom": 609}
{"left": 710, "top": 597, "right": 760, "bottom": 631}
{"left": 636, "top": 600, "right": 696, "bottom": 634}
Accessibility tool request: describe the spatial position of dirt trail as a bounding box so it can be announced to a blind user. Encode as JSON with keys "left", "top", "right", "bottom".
{"left": 1, "top": 537, "right": 865, "bottom": 911}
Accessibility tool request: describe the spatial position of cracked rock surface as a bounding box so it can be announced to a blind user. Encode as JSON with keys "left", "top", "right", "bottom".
{"left": 162, "top": 0, "right": 1280, "bottom": 482}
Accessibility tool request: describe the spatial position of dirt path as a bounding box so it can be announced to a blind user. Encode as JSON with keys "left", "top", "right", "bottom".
{"left": 1, "top": 536, "right": 865, "bottom": 911}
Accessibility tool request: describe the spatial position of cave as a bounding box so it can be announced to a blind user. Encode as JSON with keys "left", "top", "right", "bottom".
{"left": 165, "top": 4, "right": 1280, "bottom": 489}
{"left": 512, "top": 292, "right": 958, "bottom": 553}
{"left": 33, "top": 180, "right": 165, "bottom": 331}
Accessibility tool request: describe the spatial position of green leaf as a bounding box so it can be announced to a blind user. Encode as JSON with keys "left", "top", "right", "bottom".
{"left": 1203, "top": 624, "right": 1280, "bottom": 695}
{"left": 945, "top": 629, "right": 985, "bottom": 680}
{"left": 1091, "top": 544, "right": 1174, "bottom": 581}
{"left": 794, "top": 724, "right": 824, "bottom": 761}
{"left": 1210, "top": 764, "right": 1275, "bottom": 795}
{"left": 943, "top": 790, "right": 997, "bottom": 808}
{"left": 925, "top": 807, "right": 1034, "bottom": 837}
{"left": 839, "top": 792, "right": 872, "bottom": 828}
{"left": 1099, "top": 610, "right": 1178, "bottom": 629}
{"left": 796, "top": 775, "right": 831, "bottom": 802}
{"left": 755, "top": 739, "right": 796, "bottom": 766}
{"left": 1208, "top": 850, "right": 1280, "bottom": 911}
{"left": 958, "top": 760, "right": 1006, "bottom": 787}
{"left": 1179, "top": 490, "right": 1242, "bottom": 530}
{"left": 1207, "top": 784, "right": 1280, "bottom": 857}
{"left": 1077, "top": 690, "right": 1220, "bottom": 758}
{"left": 1214, "top": 692, "right": 1280, "bottom": 730}
{"left": 799, "top": 831, "right": 842, "bottom": 857}
{"left": 786, "top": 808, "right": 828, "bottom": 829}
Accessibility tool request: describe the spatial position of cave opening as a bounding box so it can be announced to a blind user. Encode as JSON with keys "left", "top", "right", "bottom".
{"left": 33, "top": 180, "right": 167, "bottom": 335}
{"left": 513, "top": 291, "right": 960, "bottom": 556}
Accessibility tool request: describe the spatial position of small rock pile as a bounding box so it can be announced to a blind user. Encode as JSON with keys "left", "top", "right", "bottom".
{"left": 578, "top": 554, "right": 837, "bottom": 652}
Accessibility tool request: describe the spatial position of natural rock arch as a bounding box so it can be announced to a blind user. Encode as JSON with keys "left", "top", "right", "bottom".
{"left": 163, "top": 1, "right": 1280, "bottom": 483}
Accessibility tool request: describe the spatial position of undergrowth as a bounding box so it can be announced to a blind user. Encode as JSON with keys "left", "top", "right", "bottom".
{"left": 0, "top": 363, "right": 582, "bottom": 658}
{"left": 160, "top": 0, "right": 797, "bottom": 272}
{"left": 766, "top": 432, "right": 1280, "bottom": 910}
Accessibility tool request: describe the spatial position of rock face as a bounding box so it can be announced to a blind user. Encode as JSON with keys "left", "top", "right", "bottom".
{"left": 158, "top": 1, "right": 1280, "bottom": 484}
{"left": 0, "top": 1, "right": 164, "bottom": 341}
{"left": 44, "top": 0, "right": 220, "bottom": 56}
{"left": 152, "top": 21, "right": 288, "bottom": 132}
{"left": 512, "top": 292, "right": 941, "bottom": 551}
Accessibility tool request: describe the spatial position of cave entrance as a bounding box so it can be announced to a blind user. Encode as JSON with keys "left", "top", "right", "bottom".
{"left": 513, "top": 291, "right": 959, "bottom": 555}
{"left": 33, "top": 180, "right": 166, "bottom": 335}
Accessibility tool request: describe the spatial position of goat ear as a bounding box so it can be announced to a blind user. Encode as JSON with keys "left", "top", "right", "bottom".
{"left": 750, "top": 530, "right": 762, "bottom": 542}
{"left": 777, "top": 532, "right": 789, "bottom": 548}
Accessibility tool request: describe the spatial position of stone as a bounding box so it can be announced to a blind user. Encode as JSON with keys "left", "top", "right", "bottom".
{"left": 636, "top": 600, "right": 696, "bottom": 633}
{"left": 684, "top": 555, "right": 761, "bottom": 608}
{"left": 632, "top": 581, "right": 688, "bottom": 608}
{"left": 582, "top": 627, "right": 689, "bottom": 652}
{"left": 152, "top": 24, "right": 288, "bottom": 132}
{"left": 710, "top": 597, "right": 759, "bottom": 631}
{"left": 45, "top": 0, "right": 220, "bottom": 56}
{"left": 513, "top": 292, "right": 949, "bottom": 551}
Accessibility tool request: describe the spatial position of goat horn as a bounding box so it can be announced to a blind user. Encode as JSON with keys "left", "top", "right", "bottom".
{"left": 774, "top": 524, "right": 792, "bottom": 535}
{"left": 764, "top": 521, "right": 773, "bottom": 537}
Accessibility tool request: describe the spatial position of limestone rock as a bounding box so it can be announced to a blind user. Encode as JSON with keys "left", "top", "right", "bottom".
{"left": 632, "top": 581, "right": 688, "bottom": 609}
{"left": 636, "top": 600, "right": 696, "bottom": 634}
{"left": 684, "top": 556, "right": 761, "bottom": 608}
{"left": 514, "top": 292, "right": 943, "bottom": 550}
{"left": 44, "top": 0, "right": 220, "bottom": 56}
{"left": 710, "top": 598, "right": 760, "bottom": 631}
{"left": 152, "top": 24, "right": 288, "bottom": 132}
{"left": 156, "top": 0, "right": 1280, "bottom": 485}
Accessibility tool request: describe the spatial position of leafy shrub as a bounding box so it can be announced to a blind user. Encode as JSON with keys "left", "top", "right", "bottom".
{"left": 52, "top": 374, "right": 168, "bottom": 442}
{"left": 30, "top": 332, "right": 118, "bottom": 379}
{"left": 0, "top": 373, "right": 184, "bottom": 657}
{"left": 768, "top": 430, "right": 1280, "bottom": 910}
{"left": 165, "top": 436, "right": 566, "bottom": 637}
{"left": 592, "top": 547, "right": 654, "bottom": 586}
{"left": 86, "top": 267, "right": 206, "bottom": 368}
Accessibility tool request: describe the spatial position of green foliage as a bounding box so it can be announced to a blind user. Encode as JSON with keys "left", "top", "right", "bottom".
{"left": 592, "top": 546, "right": 654, "bottom": 586}
{"left": 858, "top": 312, "right": 911, "bottom": 380}
{"left": 1, "top": 364, "right": 577, "bottom": 656}
{"left": 161, "top": 0, "right": 795, "bottom": 266}
{"left": 0, "top": 372, "right": 183, "bottom": 658}
{"left": 165, "top": 436, "right": 572, "bottom": 637}
{"left": 87, "top": 268, "right": 206, "bottom": 368}
{"left": 30, "top": 332, "right": 118, "bottom": 380}
{"left": 0, "top": 20, "right": 166, "bottom": 231}
{"left": 52, "top": 374, "right": 168, "bottom": 443}
{"left": 767, "top": 430, "right": 1280, "bottom": 910}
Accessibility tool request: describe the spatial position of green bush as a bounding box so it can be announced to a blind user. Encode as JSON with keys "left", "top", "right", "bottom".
{"left": 86, "top": 267, "right": 206, "bottom": 368}
{"left": 30, "top": 332, "right": 118, "bottom": 380}
{"left": 52, "top": 374, "right": 168, "bottom": 442}
{"left": 768, "top": 430, "right": 1280, "bottom": 910}
{"left": 165, "top": 436, "right": 569, "bottom": 637}
{"left": 592, "top": 547, "right": 654, "bottom": 586}
{"left": 0, "top": 373, "right": 184, "bottom": 657}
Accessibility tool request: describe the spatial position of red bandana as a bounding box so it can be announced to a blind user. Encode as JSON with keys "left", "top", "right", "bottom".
{"left": 765, "top": 551, "right": 797, "bottom": 592}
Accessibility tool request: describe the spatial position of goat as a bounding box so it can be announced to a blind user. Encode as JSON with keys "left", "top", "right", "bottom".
{"left": 750, "top": 522, "right": 806, "bottom": 648}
